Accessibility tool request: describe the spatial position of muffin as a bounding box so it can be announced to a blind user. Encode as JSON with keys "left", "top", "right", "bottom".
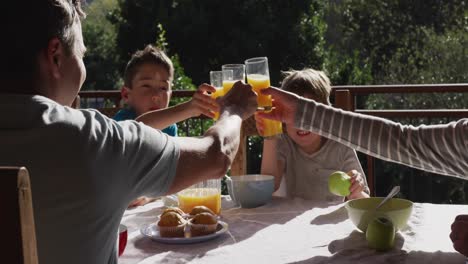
{"left": 161, "top": 207, "right": 185, "bottom": 217}
{"left": 189, "top": 212, "right": 218, "bottom": 237}
{"left": 157, "top": 212, "right": 186, "bottom": 237}
{"left": 189, "top": 205, "right": 215, "bottom": 216}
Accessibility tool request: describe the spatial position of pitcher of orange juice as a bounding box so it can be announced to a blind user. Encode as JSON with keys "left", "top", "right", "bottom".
{"left": 178, "top": 179, "right": 222, "bottom": 215}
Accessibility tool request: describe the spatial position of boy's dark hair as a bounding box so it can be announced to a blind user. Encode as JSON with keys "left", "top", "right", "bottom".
{"left": 280, "top": 68, "right": 332, "bottom": 106}
{"left": 0, "top": 0, "right": 85, "bottom": 89}
{"left": 124, "top": 45, "right": 174, "bottom": 88}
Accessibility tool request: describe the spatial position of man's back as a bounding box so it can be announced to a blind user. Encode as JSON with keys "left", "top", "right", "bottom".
{"left": 0, "top": 94, "right": 179, "bottom": 263}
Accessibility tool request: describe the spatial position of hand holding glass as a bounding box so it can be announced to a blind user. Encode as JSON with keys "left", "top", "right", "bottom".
{"left": 245, "top": 57, "right": 282, "bottom": 137}
{"left": 210, "top": 70, "right": 233, "bottom": 120}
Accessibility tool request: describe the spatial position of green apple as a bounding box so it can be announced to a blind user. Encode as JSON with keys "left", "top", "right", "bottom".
{"left": 328, "top": 171, "right": 351, "bottom": 196}
{"left": 366, "top": 216, "right": 396, "bottom": 251}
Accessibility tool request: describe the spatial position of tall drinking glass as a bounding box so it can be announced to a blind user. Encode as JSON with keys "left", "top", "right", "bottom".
{"left": 210, "top": 70, "right": 233, "bottom": 120}
{"left": 177, "top": 179, "right": 222, "bottom": 215}
{"left": 245, "top": 57, "right": 282, "bottom": 137}
{"left": 221, "top": 64, "right": 245, "bottom": 95}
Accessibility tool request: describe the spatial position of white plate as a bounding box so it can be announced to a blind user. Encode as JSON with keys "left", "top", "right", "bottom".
{"left": 140, "top": 221, "right": 228, "bottom": 244}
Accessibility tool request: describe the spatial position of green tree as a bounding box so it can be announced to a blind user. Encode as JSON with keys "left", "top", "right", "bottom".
{"left": 325, "top": 0, "right": 466, "bottom": 83}
{"left": 324, "top": 49, "right": 373, "bottom": 85}
{"left": 377, "top": 28, "right": 468, "bottom": 86}
{"left": 82, "top": 0, "right": 122, "bottom": 90}
{"left": 111, "top": 0, "right": 327, "bottom": 85}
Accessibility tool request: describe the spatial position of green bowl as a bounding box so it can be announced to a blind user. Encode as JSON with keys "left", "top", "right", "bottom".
{"left": 344, "top": 197, "right": 413, "bottom": 232}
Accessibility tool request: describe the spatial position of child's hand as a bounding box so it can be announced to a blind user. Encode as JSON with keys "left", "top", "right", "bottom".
{"left": 188, "top": 84, "right": 220, "bottom": 118}
{"left": 347, "top": 170, "right": 369, "bottom": 200}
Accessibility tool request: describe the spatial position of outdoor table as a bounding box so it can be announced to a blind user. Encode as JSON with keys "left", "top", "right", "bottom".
{"left": 119, "top": 196, "right": 467, "bottom": 264}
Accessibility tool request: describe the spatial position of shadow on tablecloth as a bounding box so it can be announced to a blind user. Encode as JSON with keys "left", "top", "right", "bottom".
{"left": 309, "top": 205, "right": 348, "bottom": 225}
{"left": 289, "top": 230, "right": 465, "bottom": 264}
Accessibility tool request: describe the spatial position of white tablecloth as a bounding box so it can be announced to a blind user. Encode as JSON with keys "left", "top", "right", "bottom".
{"left": 119, "top": 196, "right": 467, "bottom": 264}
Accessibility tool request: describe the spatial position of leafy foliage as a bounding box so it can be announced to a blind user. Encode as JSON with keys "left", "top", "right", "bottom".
{"left": 82, "top": 0, "right": 122, "bottom": 90}
{"left": 326, "top": 0, "right": 466, "bottom": 80}
{"left": 111, "top": 0, "right": 327, "bottom": 85}
{"left": 324, "top": 50, "right": 373, "bottom": 85}
{"left": 378, "top": 28, "right": 468, "bottom": 85}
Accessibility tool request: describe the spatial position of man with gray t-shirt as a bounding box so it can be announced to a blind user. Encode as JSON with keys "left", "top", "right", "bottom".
{"left": 0, "top": 1, "right": 257, "bottom": 264}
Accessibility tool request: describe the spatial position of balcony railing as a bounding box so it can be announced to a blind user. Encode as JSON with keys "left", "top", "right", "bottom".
{"left": 78, "top": 83, "right": 468, "bottom": 198}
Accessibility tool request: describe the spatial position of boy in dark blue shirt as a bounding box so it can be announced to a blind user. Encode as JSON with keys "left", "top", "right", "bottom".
{"left": 115, "top": 45, "right": 218, "bottom": 206}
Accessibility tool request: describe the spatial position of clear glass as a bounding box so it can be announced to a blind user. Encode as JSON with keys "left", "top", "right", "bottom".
{"left": 245, "top": 57, "right": 282, "bottom": 137}
{"left": 178, "top": 179, "right": 222, "bottom": 215}
{"left": 209, "top": 70, "right": 223, "bottom": 89}
{"left": 221, "top": 64, "right": 245, "bottom": 82}
{"left": 210, "top": 70, "right": 233, "bottom": 120}
{"left": 221, "top": 65, "right": 245, "bottom": 99}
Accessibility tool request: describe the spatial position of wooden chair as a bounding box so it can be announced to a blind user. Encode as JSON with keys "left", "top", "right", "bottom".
{"left": 0, "top": 167, "right": 39, "bottom": 264}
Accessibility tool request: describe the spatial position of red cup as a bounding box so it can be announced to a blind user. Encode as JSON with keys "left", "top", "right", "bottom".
{"left": 118, "top": 224, "right": 128, "bottom": 257}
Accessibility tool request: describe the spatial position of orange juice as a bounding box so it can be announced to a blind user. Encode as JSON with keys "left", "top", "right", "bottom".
{"left": 222, "top": 80, "right": 236, "bottom": 94}
{"left": 211, "top": 87, "right": 225, "bottom": 99}
{"left": 247, "top": 74, "right": 283, "bottom": 137}
{"left": 211, "top": 81, "right": 236, "bottom": 120}
{"left": 247, "top": 74, "right": 271, "bottom": 107}
{"left": 210, "top": 87, "right": 224, "bottom": 120}
{"left": 178, "top": 188, "right": 221, "bottom": 214}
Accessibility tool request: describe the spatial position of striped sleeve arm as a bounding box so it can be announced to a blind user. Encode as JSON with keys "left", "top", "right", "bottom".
{"left": 294, "top": 98, "right": 468, "bottom": 179}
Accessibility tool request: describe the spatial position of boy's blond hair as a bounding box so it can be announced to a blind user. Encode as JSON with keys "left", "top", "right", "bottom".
{"left": 280, "top": 68, "right": 331, "bottom": 105}
{"left": 124, "top": 45, "right": 174, "bottom": 88}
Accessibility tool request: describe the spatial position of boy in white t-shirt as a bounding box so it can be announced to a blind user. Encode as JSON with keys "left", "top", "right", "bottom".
{"left": 256, "top": 69, "right": 369, "bottom": 202}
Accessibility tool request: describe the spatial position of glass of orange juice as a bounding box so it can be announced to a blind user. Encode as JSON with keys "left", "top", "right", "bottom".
{"left": 221, "top": 64, "right": 245, "bottom": 94}
{"left": 177, "top": 179, "right": 222, "bottom": 215}
{"left": 210, "top": 70, "right": 232, "bottom": 120}
{"left": 245, "top": 57, "right": 282, "bottom": 137}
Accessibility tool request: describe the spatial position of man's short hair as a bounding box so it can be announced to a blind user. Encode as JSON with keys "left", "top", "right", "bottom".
{"left": 0, "top": 0, "right": 85, "bottom": 86}
{"left": 280, "top": 68, "right": 332, "bottom": 106}
{"left": 124, "top": 45, "right": 174, "bottom": 88}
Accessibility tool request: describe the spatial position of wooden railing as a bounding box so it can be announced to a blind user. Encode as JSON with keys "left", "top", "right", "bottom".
{"left": 333, "top": 84, "right": 468, "bottom": 117}
{"left": 78, "top": 83, "right": 468, "bottom": 196}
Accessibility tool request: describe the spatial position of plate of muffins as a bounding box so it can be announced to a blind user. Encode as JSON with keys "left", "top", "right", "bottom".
{"left": 140, "top": 205, "right": 229, "bottom": 244}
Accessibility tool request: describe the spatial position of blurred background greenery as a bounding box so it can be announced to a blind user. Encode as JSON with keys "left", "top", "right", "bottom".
{"left": 82, "top": 0, "right": 467, "bottom": 202}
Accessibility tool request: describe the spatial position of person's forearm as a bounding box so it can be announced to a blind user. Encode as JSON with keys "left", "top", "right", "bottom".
{"left": 208, "top": 108, "right": 243, "bottom": 164}
{"left": 136, "top": 102, "right": 193, "bottom": 129}
{"left": 295, "top": 99, "right": 468, "bottom": 178}
{"left": 165, "top": 108, "right": 243, "bottom": 194}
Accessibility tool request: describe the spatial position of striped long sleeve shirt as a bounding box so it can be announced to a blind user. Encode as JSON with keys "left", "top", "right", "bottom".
{"left": 294, "top": 99, "right": 468, "bottom": 179}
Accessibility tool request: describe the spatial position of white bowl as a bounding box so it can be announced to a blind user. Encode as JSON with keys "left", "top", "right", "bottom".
{"left": 226, "top": 175, "right": 275, "bottom": 208}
